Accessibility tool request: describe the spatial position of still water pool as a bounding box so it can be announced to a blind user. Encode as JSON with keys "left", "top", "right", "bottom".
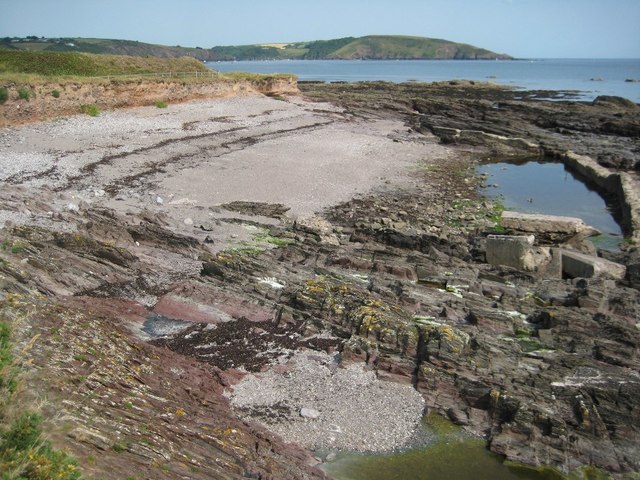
{"left": 477, "top": 159, "right": 623, "bottom": 250}
{"left": 321, "top": 415, "right": 558, "bottom": 480}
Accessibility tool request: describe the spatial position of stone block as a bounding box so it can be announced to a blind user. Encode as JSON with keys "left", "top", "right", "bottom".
{"left": 501, "top": 211, "right": 599, "bottom": 239}
{"left": 560, "top": 250, "right": 626, "bottom": 280}
{"left": 486, "top": 234, "right": 536, "bottom": 271}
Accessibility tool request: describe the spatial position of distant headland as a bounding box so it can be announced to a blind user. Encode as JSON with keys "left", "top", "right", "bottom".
{"left": 1, "top": 35, "right": 513, "bottom": 61}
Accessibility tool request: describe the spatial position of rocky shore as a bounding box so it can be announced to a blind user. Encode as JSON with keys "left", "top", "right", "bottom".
{"left": 0, "top": 81, "right": 639, "bottom": 478}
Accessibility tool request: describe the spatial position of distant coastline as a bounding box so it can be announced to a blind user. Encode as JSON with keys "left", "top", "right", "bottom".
{"left": 0, "top": 34, "right": 512, "bottom": 61}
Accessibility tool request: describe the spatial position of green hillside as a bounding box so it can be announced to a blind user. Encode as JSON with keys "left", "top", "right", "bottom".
{"left": 328, "top": 35, "right": 509, "bottom": 60}
{"left": 1, "top": 35, "right": 512, "bottom": 61}
{"left": 0, "top": 37, "right": 215, "bottom": 61}
{"left": 210, "top": 35, "right": 511, "bottom": 60}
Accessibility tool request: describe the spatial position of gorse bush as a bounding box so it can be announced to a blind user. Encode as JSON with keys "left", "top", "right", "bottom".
{"left": 0, "top": 415, "right": 83, "bottom": 479}
{"left": 18, "top": 87, "right": 31, "bottom": 101}
{"left": 2, "top": 412, "right": 43, "bottom": 451}
{"left": 51, "top": 89, "right": 60, "bottom": 98}
{"left": 0, "top": 88, "right": 8, "bottom": 104}
{"left": 80, "top": 104, "right": 100, "bottom": 116}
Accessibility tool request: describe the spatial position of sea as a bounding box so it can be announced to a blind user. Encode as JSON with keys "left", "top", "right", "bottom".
{"left": 208, "top": 58, "right": 640, "bottom": 102}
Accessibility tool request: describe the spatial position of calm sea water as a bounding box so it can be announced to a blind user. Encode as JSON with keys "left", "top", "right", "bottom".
{"left": 209, "top": 58, "right": 640, "bottom": 101}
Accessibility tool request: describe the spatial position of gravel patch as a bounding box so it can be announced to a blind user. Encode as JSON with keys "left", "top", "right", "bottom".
{"left": 226, "top": 351, "right": 425, "bottom": 453}
{"left": 0, "top": 210, "right": 77, "bottom": 232}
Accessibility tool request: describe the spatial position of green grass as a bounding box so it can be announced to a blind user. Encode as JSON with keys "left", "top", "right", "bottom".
{"left": 80, "top": 104, "right": 100, "bottom": 116}
{"left": 1, "top": 240, "right": 28, "bottom": 255}
{"left": 154, "top": 100, "right": 168, "bottom": 108}
{"left": 254, "top": 234, "right": 295, "bottom": 247}
{"left": 0, "top": 50, "right": 210, "bottom": 77}
{"left": 0, "top": 298, "right": 82, "bottom": 479}
{"left": 17, "top": 87, "right": 31, "bottom": 101}
{"left": 0, "top": 87, "right": 7, "bottom": 104}
{"left": 112, "top": 441, "right": 127, "bottom": 453}
{"left": 51, "top": 89, "right": 60, "bottom": 98}
{"left": 486, "top": 197, "right": 506, "bottom": 233}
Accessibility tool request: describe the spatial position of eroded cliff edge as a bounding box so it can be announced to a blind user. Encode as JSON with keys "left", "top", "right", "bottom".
{"left": 0, "top": 75, "right": 298, "bottom": 126}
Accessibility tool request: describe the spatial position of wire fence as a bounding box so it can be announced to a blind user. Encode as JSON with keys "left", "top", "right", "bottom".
{"left": 98, "top": 70, "right": 220, "bottom": 81}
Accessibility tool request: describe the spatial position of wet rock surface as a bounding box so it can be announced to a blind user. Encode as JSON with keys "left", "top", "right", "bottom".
{"left": 1, "top": 85, "right": 639, "bottom": 478}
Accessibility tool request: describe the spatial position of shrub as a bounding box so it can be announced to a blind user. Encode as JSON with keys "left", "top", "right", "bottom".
{"left": 154, "top": 100, "right": 168, "bottom": 108}
{"left": 18, "top": 87, "right": 31, "bottom": 101}
{"left": 51, "top": 89, "right": 60, "bottom": 98}
{"left": 80, "top": 104, "right": 100, "bottom": 116}
{"left": 2, "top": 412, "right": 43, "bottom": 451}
{"left": 0, "top": 88, "right": 8, "bottom": 105}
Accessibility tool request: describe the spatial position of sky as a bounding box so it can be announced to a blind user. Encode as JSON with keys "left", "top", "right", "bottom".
{"left": 1, "top": 0, "right": 639, "bottom": 58}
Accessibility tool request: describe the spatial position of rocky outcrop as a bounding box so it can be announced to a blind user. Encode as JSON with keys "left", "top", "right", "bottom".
{"left": 431, "top": 126, "right": 542, "bottom": 159}
{"left": 1, "top": 82, "right": 639, "bottom": 478}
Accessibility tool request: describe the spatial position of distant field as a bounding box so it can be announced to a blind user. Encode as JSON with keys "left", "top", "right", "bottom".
{"left": 259, "top": 43, "right": 291, "bottom": 49}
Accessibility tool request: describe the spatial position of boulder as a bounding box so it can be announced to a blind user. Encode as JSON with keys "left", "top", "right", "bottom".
{"left": 300, "top": 408, "right": 321, "bottom": 420}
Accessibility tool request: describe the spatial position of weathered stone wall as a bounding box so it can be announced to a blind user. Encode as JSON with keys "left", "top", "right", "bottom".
{"left": 563, "top": 151, "right": 640, "bottom": 244}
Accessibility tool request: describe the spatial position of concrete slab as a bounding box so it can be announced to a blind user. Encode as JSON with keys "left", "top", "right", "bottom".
{"left": 501, "top": 211, "right": 599, "bottom": 238}
{"left": 560, "top": 250, "right": 626, "bottom": 280}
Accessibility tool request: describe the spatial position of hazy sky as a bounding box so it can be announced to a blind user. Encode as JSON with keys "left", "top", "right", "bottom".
{"left": 1, "top": 0, "right": 639, "bottom": 58}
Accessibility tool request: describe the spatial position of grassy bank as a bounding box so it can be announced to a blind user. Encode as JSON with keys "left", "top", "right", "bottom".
{"left": 0, "top": 50, "right": 210, "bottom": 77}
{"left": 0, "top": 50, "right": 295, "bottom": 87}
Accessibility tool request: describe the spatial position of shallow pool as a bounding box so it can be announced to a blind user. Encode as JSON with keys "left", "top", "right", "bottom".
{"left": 320, "top": 414, "right": 558, "bottom": 480}
{"left": 477, "top": 160, "right": 623, "bottom": 250}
